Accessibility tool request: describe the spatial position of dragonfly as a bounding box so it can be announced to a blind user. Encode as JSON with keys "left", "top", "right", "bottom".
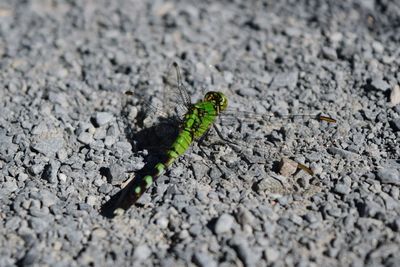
{"left": 111, "top": 62, "right": 336, "bottom": 214}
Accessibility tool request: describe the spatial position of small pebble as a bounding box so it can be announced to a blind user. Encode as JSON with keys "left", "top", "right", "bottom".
{"left": 237, "top": 87, "right": 258, "bottom": 97}
{"left": 264, "top": 247, "right": 280, "bottom": 262}
{"left": 104, "top": 136, "right": 116, "bottom": 146}
{"left": 95, "top": 112, "right": 114, "bottom": 126}
{"left": 279, "top": 158, "right": 298, "bottom": 177}
{"left": 39, "top": 190, "right": 58, "bottom": 207}
{"left": 193, "top": 252, "right": 217, "bottom": 267}
{"left": 236, "top": 207, "right": 256, "bottom": 227}
{"left": 370, "top": 79, "right": 390, "bottom": 91}
{"left": 77, "top": 132, "right": 94, "bottom": 145}
{"left": 30, "top": 137, "right": 64, "bottom": 157}
{"left": 108, "top": 165, "right": 125, "bottom": 185}
{"left": 214, "top": 213, "right": 235, "bottom": 234}
{"left": 58, "top": 173, "right": 67, "bottom": 183}
{"left": 328, "top": 147, "right": 357, "bottom": 160}
{"left": 372, "top": 41, "right": 384, "bottom": 54}
{"left": 17, "top": 172, "right": 28, "bottom": 182}
{"left": 86, "top": 195, "right": 97, "bottom": 206}
{"left": 156, "top": 217, "right": 169, "bottom": 229}
{"left": 133, "top": 245, "right": 151, "bottom": 261}
{"left": 91, "top": 228, "right": 107, "bottom": 239}
{"left": 29, "top": 217, "right": 49, "bottom": 233}
{"left": 334, "top": 183, "right": 351, "bottom": 195}
{"left": 377, "top": 169, "right": 400, "bottom": 185}
{"left": 390, "top": 85, "right": 400, "bottom": 106}
{"left": 322, "top": 47, "right": 338, "bottom": 60}
{"left": 234, "top": 242, "right": 256, "bottom": 267}
{"left": 270, "top": 71, "right": 298, "bottom": 90}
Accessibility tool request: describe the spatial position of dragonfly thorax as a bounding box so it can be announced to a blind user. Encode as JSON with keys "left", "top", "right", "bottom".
{"left": 203, "top": 91, "right": 228, "bottom": 113}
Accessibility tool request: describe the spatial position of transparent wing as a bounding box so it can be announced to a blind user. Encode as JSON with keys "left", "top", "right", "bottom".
{"left": 207, "top": 106, "right": 338, "bottom": 175}
{"left": 219, "top": 107, "right": 336, "bottom": 127}
{"left": 160, "top": 62, "right": 192, "bottom": 121}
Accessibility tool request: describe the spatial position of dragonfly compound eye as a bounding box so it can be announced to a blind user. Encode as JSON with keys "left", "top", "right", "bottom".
{"left": 218, "top": 92, "right": 228, "bottom": 111}
{"left": 204, "top": 91, "right": 228, "bottom": 112}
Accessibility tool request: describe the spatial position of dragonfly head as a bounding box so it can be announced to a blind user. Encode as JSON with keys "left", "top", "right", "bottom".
{"left": 204, "top": 91, "right": 228, "bottom": 113}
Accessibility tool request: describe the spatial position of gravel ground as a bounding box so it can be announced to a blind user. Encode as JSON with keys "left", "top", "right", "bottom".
{"left": 1, "top": 0, "right": 400, "bottom": 266}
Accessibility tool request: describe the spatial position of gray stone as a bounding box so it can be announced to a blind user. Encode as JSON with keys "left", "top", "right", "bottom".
{"left": 57, "top": 149, "right": 68, "bottom": 161}
{"left": 370, "top": 79, "right": 390, "bottom": 91}
{"left": 189, "top": 224, "right": 202, "bottom": 236}
{"left": 303, "top": 212, "right": 319, "bottom": 224}
{"left": 114, "top": 141, "right": 132, "bottom": 152}
{"left": 264, "top": 247, "right": 280, "bottom": 262}
{"left": 334, "top": 183, "right": 351, "bottom": 195}
{"left": 108, "top": 164, "right": 125, "bottom": 185}
{"left": 193, "top": 252, "right": 217, "bottom": 267}
{"left": 270, "top": 71, "right": 298, "bottom": 90}
{"left": 236, "top": 207, "right": 256, "bottom": 226}
{"left": 95, "top": 112, "right": 114, "bottom": 126}
{"left": 133, "top": 244, "right": 151, "bottom": 261}
{"left": 17, "top": 172, "right": 28, "bottom": 182}
{"left": 156, "top": 216, "right": 169, "bottom": 229}
{"left": 224, "top": 71, "right": 234, "bottom": 83}
{"left": 237, "top": 87, "right": 258, "bottom": 97}
{"left": 66, "top": 230, "right": 83, "bottom": 245}
{"left": 328, "top": 147, "right": 357, "bottom": 160}
{"left": 361, "top": 200, "right": 382, "bottom": 217}
{"left": 284, "top": 27, "right": 301, "bottom": 37}
{"left": 277, "top": 217, "right": 294, "bottom": 229}
{"left": 29, "top": 217, "right": 49, "bottom": 233}
{"left": 322, "top": 47, "right": 338, "bottom": 60}
{"left": 31, "top": 137, "right": 64, "bottom": 157}
{"left": 93, "top": 127, "right": 107, "bottom": 140}
{"left": 22, "top": 247, "right": 39, "bottom": 266}
{"left": 98, "top": 183, "right": 113, "bottom": 194}
{"left": 390, "top": 85, "right": 400, "bottom": 106}
{"left": 372, "top": 41, "right": 384, "bottom": 54}
{"left": 91, "top": 228, "right": 108, "bottom": 239}
{"left": 233, "top": 242, "right": 257, "bottom": 267}
{"left": 279, "top": 158, "right": 298, "bottom": 177}
{"left": 29, "top": 163, "right": 45, "bottom": 176}
{"left": 290, "top": 214, "right": 303, "bottom": 225}
{"left": 39, "top": 189, "right": 58, "bottom": 207}
{"left": 214, "top": 213, "right": 235, "bottom": 234}
{"left": 104, "top": 136, "right": 116, "bottom": 146}
{"left": 86, "top": 195, "right": 97, "bottom": 206}
{"left": 41, "top": 160, "right": 60, "bottom": 183}
{"left": 209, "top": 168, "right": 222, "bottom": 180}
{"left": 377, "top": 169, "right": 400, "bottom": 185}
{"left": 1, "top": 180, "right": 18, "bottom": 195}
{"left": 5, "top": 216, "right": 21, "bottom": 230}
{"left": 58, "top": 173, "right": 67, "bottom": 183}
{"left": 77, "top": 132, "right": 94, "bottom": 145}
{"left": 0, "top": 131, "right": 18, "bottom": 162}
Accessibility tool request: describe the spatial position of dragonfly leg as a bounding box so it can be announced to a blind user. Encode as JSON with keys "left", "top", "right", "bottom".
{"left": 197, "top": 128, "right": 212, "bottom": 158}
{"left": 212, "top": 124, "right": 239, "bottom": 147}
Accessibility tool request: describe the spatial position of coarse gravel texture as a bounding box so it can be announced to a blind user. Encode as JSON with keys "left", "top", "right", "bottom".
{"left": 1, "top": 0, "right": 400, "bottom": 267}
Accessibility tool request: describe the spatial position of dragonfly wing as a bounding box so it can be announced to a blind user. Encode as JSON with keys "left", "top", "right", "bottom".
{"left": 161, "top": 62, "right": 192, "bottom": 121}
{"left": 220, "top": 108, "right": 336, "bottom": 125}
{"left": 172, "top": 62, "right": 192, "bottom": 108}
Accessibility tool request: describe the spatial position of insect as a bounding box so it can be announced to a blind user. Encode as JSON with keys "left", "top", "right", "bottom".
{"left": 112, "top": 62, "right": 335, "bottom": 213}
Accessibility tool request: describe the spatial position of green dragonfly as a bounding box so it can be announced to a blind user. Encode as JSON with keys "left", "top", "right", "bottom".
{"left": 112, "top": 62, "right": 335, "bottom": 214}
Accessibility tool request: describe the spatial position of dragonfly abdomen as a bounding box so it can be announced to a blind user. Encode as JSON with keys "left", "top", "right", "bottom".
{"left": 130, "top": 128, "right": 194, "bottom": 202}
{"left": 126, "top": 103, "right": 219, "bottom": 205}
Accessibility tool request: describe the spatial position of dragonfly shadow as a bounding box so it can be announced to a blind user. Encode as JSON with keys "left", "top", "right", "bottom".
{"left": 100, "top": 109, "right": 179, "bottom": 218}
